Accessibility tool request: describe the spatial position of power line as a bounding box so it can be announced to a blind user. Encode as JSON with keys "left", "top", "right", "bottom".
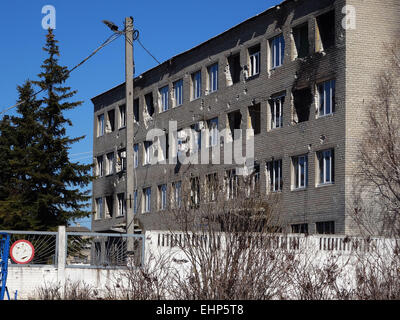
{"left": 0, "top": 32, "right": 122, "bottom": 116}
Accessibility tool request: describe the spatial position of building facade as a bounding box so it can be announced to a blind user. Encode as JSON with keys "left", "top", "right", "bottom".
{"left": 91, "top": 0, "right": 400, "bottom": 235}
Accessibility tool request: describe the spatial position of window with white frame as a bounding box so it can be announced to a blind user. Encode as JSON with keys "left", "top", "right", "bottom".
{"left": 117, "top": 193, "right": 126, "bottom": 216}
{"left": 143, "top": 187, "right": 151, "bottom": 213}
{"left": 269, "top": 95, "right": 285, "bottom": 129}
{"left": 119, "top": 104, "right": 126, "bottom": 128}
{"left": 159, "top": 85, "right": 169, "bottom": 112}
{"left": 292, "top": 155, "right": 308, "bottom": 189}
{"left": 191, "top": 70, "right": 202, "bottom": 100}
{"left": 267, "top": 159, "right": 283, "bottom": 192}
{"left": 143, "top": 141, "right": 153, "bottom": 165}
{"left": 105, "top": 152, "right": 114, "bottom": 175}
{"left": 173, "top": 79, "right": 183, "bottom": 107}
{"left": 158, "top": 184, "right": 167, "bottom": 211}
{"left": 317, "top": 149, "right": 334, "bottom": 185}
{"left": 173, "top": 181, "right": 182, "bottom": 208}
{"left": 270, "top": 34, "right": 285, "bottom": 69}
{"left": 96, "top": 155, "right": 103, "bottom": 177}
{"left": 95, "top": 197, "right": 103, "bottom": 220}
{"left": 97, "top": 114, "right": 104, "bottom": 137}
{"left": 248, "top": 45, "right": 260, "bottom": 77}
{"left": 207, "top": 63, "right": 218, "bottom": 94}
{"left": 318, "top": 79, "right": 335, "bottom": 116}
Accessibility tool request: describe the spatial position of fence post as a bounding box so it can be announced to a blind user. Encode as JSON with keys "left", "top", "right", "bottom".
{"left": 57, "top": 226, "right": 66, "bottom": 298}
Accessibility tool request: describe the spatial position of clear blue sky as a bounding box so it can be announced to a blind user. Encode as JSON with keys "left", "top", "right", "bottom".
{"left": 0, "top": 0, "right": 280, "bottom": 227}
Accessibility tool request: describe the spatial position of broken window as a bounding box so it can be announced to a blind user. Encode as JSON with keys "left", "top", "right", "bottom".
{"left": 119, "top": 104, "right": 126, "bottom": 128}
{"left": 316, "top": 10, "right": 335, "bottom": 52}
{"left": 227, "top": 110, "right": 242, "bottom": 140}
{"left": 269, "top": 95, "right": 284, "bottom": 129}
{"left": 96, "top": 155, "right": 103, "bottom": 177}
{"left": 143, "top": 141, "right": 153, "bottom": 165}
{"left": 97, "top": 114, "right": 104, "bottom": 137}
{"left": 226, "top": 53, "right": 241, "bottom": 86}
{"left": 248, "top": 45, "right": 260, "bottom": 77}
{"left": 95, "top": 197, "right": 103, "bottom": 220}
{"left": 117, "top": 193, "right": 126, "bottom": 216}
{"left": 292, "top": 223, "right": 308, "bottom": 234}
{"left": 133, "top": 98, "right": 139, "bottom": 123}
{"left": 248, "top": 163, "right": 260, "bottom": 194}
{"left": 267, "top": 159, "right": 283, "bottom": 192}
{"left": 293, "top": 87, "right": 312, "bottom": 123}
{"left": 318, "top": 79, "right": 335, "bottom": 116}
{"left": 105, "top": 195, "right": 113, "bottom": 218}
{"left": 293, "top": 23, "right": 309, "bottom": 59}
{"left": 133, "top": 190, "right": 138, "bottom": 214}
{"left": 116, "top": 148, "right": 126, "bottom": 172}
{"left": 248, "top": 104, "right": 261, "bottom": 135}
{"left": 316, "top": 221, "right": 335, "bottom": 234}
{"left": 270, "top": 35, "right": 285, "bottom": 69}
{"left": 145, "top": 93, "right": 154, "bottom": 117}
{"left": 106, "top": 109, "right": 115, "bottom": 133}
{"left": 105, "top": 152, "right": 114, "bottom": 175}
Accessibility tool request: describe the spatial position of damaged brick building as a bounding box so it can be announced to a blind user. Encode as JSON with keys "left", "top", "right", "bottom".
{"left": 91, "top": 0, "right": 400, "bottom": 235}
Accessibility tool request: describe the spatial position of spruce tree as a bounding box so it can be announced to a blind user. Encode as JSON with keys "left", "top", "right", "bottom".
{"left": 0, "top": 29, "right": 92, "bottom": 230}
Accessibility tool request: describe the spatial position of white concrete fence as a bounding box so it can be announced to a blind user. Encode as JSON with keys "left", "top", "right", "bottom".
{"left": 2, "top": 227, "right": 399, "bottom": 299}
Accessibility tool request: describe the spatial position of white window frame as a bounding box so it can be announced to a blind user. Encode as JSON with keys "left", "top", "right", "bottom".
{"left": 318, "top": 79, "right": 335, "bottom": 117}
{"left": 207, "top": 63, "right": 218, "bottom": 94}
{"left": 192, "top": 70, "right": 202, "bottom": 100}
{"left": 173, "top": 79, "right": 183, "bottom": 107}
{"left": 270, "top": 34, "right": 285, "bottom": 69}
{"left": 318, "top": 149, "right": 334, "bottom": 185}
{"left": 293, "top": 155, "right": 308, "bottom": 189}
{"left": 159, "top": 85, "right": 169, "bottom": 112}
{"left": 249, "top": 50, "right": 260, "bottom": 77}
{"left": 267, "top": 159, "right": 283, "bottom": 192}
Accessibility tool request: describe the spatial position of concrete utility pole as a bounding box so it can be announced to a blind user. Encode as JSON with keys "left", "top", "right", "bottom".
{"left": 125, "top": 17, "right": 135, "bottom": 250}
